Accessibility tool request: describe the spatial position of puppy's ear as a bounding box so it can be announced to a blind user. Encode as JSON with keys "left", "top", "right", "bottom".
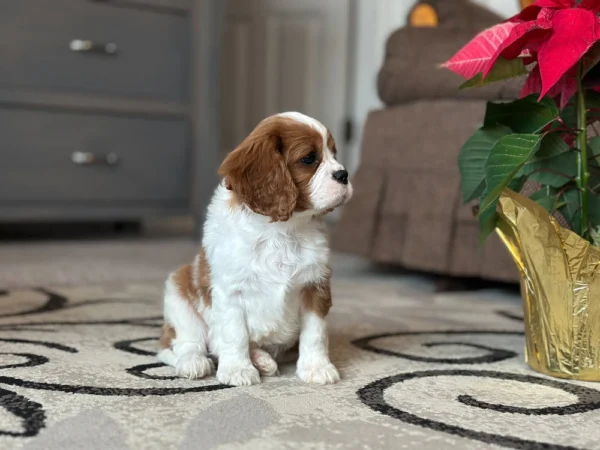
{"left": 219, "top": 129, "right": 298, "bottom": 221}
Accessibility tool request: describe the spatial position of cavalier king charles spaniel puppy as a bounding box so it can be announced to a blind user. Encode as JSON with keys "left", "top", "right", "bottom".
{"left": 157, "top": 112, "right": 352, "bottom": 386}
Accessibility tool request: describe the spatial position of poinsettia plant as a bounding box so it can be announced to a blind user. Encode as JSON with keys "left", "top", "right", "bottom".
{"left": 443, "top": 0, "right": 600, "bottom": 242}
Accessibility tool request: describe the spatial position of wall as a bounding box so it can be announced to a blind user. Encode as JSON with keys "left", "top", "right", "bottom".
{"left": 472, "top": 0, "right": 519, "bottom": 18}
{"left": 347, "top": 0, "right": 520, "bottom": 173}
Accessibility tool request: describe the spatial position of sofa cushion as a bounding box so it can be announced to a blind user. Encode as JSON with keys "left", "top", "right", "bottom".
{"left": 378, "top": 27, "right": 523, "bottom": 106}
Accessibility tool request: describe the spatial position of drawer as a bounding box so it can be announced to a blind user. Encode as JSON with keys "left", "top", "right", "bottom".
{"left": 0, "top": 0, "right": 189, "bottom": 102}
{"left": 114, "top": 0, "right": 191, "bottom": 12}
{"left": 0, "top": 109, "right": 189, "bottom": 203}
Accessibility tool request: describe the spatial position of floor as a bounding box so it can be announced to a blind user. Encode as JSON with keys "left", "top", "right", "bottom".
{"left": 3, "top": 222, "right": 599, "bottom": 450}
{"left": 0, "top": 218, "right": 426, "bottom": 290}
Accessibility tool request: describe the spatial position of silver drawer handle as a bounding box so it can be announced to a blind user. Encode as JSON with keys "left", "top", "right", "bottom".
{"left": 69, "top": 39, "right": 118, "bottom": 55}
{"left": 72, "top": 151, "right": 119, "bottom": 166}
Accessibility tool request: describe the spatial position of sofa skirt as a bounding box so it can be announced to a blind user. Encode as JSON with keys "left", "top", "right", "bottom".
{"left": 332, "top": 102, "right": 519, "bottom": 283}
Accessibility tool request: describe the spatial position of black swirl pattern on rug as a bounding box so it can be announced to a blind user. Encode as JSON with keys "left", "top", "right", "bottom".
{"left": 0, "top": 289, "right": 231, "bottom": 438}
{"left": 0, "top": 289, "right": 154, "bottom": 320}
{"left": 0, "top": 338, "right": 77, "bottom": 354}
{"left": 0, "top": 353, "right": 50, "bottom": 437}
{"left": 114, "top": 337, "right": 181, "bottom": 380}
{"left": 126, "top": 362, "right": 179, "bottom": 380}
{"left": 0, "top": 386, "right": 45, "bottom": 437}
{"left": 115, "top": 337, "right": 221, "bottom": 381}
{"left": 352, "top": 330, "right": 523, "bottom": 364}
{"left": 358, "top": 369, "right": 600, "bottom": 450}
{"left": 114, "top": 337, "right": 156, "bottom": 356}
{"left": 0, "top": 316, "right": 163, "bottom": 331}
{"left": 496, "top": 310, "right": 525, "bottom": 322}
{"left": 0, "top": 375, "right": 230, "bottom": 396}
{"left": 0, "top": 353, "right": 49, "bottom": 370}
{"left": 2, "top": 287, "right": 599, "bottom": 449}
{"left": 0, "top": 289, "right": 67, "bottom": 319}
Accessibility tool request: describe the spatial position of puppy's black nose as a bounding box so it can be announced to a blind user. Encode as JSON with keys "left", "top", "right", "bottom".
{"left": 332, "top": 169, "right": 348, "bottom": 185}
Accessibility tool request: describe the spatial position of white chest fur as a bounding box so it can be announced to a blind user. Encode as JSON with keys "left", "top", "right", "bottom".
{"left": 202, "top": 186, "right": 330, "bottom": 352}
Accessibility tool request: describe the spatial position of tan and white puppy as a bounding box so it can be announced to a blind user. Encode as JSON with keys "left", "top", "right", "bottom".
{"left": 158, "top": 112, "right": 352, "bottom": 386}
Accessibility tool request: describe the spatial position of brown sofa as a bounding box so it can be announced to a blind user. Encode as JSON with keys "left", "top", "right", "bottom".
{"left": 333, "top": 1, "right": 524, "bottom": 283}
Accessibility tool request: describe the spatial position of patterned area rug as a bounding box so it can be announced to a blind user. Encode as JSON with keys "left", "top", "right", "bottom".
{"left": 1, "top": 279, "right": 599, "bottom": 450}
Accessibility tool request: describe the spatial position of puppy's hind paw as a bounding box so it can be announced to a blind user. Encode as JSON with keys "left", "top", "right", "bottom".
{"left": 175, "top": 352, "right": 214, "bottom": 380}
{"left": 250, "top": 348, "right": 279, "bottom": 377}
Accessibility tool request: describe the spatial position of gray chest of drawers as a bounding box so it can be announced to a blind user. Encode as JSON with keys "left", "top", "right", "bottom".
{"left": 0, "top": 0, "right": 224, "bottom": 235}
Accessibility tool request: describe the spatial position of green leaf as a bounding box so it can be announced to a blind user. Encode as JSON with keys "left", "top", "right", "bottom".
{"left": 458, "top": 125, "right": 512, "bottom": 203}
{"left": 527, "top": 152, "right": 576, "bottom": 187}
{"left": 477, "top": 134, "right": 543, "bottom": 241}
{"left": 533, "top": 132, "right": 571, "bottom": 160}
{"left": 478, "top": 203, "right": 499, "bottom": 243}
{"left": 508, "top": 176, "right": 526, "bottom": 193}
{"left": 589, "top": 136, "right": 600, "bottom": 167}
{"left": 459, "top": 57, "right": 528, "bottom": 89}
{"left": 589, "top": 136, "right": 600, "bottom": 152}
{"left": 560, "top": 90, "right": 600, "bottom": 128}
{"left": 517, "top": 133, "right": 574, "bottom": 187}
{"left": 529, "top": 187, "right": 559, "bottom": 213}
{"left": 559, "top": 190, "right": 580, "bottom": 231}
{"left": 585, "top": 89, "right": 600, "bottom": 110}
{"left": 480, "top": 134, "right": 544, "bottom": 213}
{"left": 560, "top": 104, "right": 576, "bottom": 129}
{"left": 559, "top": 189, "right": 581, "bottom": 232}
{"left": 477, "top": 176, "right": 526, "bottom": 243}
{"left": 588, "top": 193, "right": 600, "bottom": 226}
{"left": 484, "top": 96, "right": 559, "bottom": 134}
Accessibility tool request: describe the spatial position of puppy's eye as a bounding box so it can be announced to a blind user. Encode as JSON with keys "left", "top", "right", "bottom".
{"left": 301, "top": 152, "right": 317, "bottom": 165}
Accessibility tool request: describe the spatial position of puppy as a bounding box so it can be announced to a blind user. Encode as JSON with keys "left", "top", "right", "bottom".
{"left": 157, "top": 112, "right": 352, "bottom": 386}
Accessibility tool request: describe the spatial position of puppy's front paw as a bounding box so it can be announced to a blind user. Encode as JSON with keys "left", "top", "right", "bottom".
{"left": 175, "top": 352, "right": 214, "bottom": 380}
{"left": 297, "top": 361, "right": 340, "bottom": 385}
{"left": 217, "top": 362, "right": 261, "bottom": 386}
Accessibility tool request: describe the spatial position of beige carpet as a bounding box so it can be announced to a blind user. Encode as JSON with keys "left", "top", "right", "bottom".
{"left": 1, "top": 270, "right": 599, "bottom": 449}
{"left": 0, "top": 238, "right": 198, "bottom": 289}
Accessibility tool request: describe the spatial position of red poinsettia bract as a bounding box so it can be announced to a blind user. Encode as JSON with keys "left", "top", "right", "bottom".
{"left": 443, "top": 0, "right": 600, "bottom": 108}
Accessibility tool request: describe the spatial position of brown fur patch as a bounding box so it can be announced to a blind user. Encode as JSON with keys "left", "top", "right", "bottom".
{"left": 159, "top": 324, "right": 176, "bottom": 349}
{"left": 172, "top": 263, "right": 200, "bottom": 307}
{"left": 197, "top": 249, "right": 212, "bottom": 308}
{"left": 301, "top": 268, "right": 332, "bottom": 318}
{"left": 161, "top": 250, "right": 212, "bottom": 348}
{"left": 219, "top": 116, "right": 328, "bottom": 220}
{"left": 227, "top": 192, "right": 242, "bottom": 211}
{"left": 285, "top": 121, "right": 323, "bottom": 212}
{"left": 172, "top": 249, "right": 212, "bottom": 309}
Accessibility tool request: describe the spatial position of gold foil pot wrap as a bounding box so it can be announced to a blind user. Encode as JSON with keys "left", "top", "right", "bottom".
{"left": 496, "top": 189, "right": 600, "bottom": 381}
